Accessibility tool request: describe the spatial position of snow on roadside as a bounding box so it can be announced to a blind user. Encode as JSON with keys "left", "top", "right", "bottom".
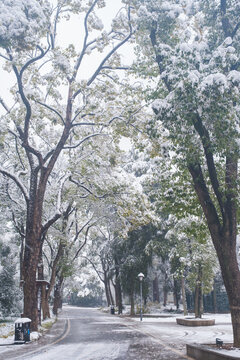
{"left": 0, "top": 316, "right": 56, "bottom": 345}
{"left": 0, "top": 321, "right": 15, "bottom": 344}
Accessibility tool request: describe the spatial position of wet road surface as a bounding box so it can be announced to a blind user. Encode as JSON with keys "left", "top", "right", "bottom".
{"left": 1, "top": 306, "right": 196, "bottom": 360}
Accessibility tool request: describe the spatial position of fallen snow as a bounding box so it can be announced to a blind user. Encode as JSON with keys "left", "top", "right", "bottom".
{"left": 15, "top": 318, "right": 31, "bottom": 324}
{"left": 0, "top": 309, "right": 236, "bottom": 359}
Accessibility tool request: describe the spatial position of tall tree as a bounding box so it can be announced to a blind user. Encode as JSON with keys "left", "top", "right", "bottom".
{"left": 134, "top": 0, "right": 240, "bottom": 346}
{"left": 0, "top": 0, "right": 134, "bottom": 330}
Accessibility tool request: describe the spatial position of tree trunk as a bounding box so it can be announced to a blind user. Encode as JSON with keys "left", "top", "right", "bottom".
{"left": 42, "top": 286, "right": 50, "bottom": 320}
{"left": 188, "top": 156, "right": 240, "bottom": 345}
{"left": 181, "top": 277, "right": 187, "bottom": 316}
{"left": 130, "top": 289, "right": 135, "bottom": 316}
{"left": 22, "top": 233, "right": 41, "bottom": 331}
{"left": 212, "top": 280, "right": 217, "bottom": 313}
{"left": 163, "top": 287, "right": 168, "bottom": 307}
{"left": 104, "top": 272, "right": 111, "bottom": 306}
{"left": 194, "top": 265, "right": 203, "bottom": 318}
{"left": 163, "top": 271, "right": 168, "bottom": 306}
{"left": 153, "top": 276, "right": 160, "bottom": 303}
{"left": 53, "top": 278, "right": 63, "bottom": 316}
{"left": 173, "top": 278, "right": 180, "bottom": 310}
{"left": 116, "top": 279, "right": 123, "bottom": 314}
{"left": 108, "top": 279, "right": 114, "bottom": 306}
{"left": 114, "top": 262, "right": 122, "bottom": 314}
{"left": 216, "top": 241, "right": 240, "bottom": 346}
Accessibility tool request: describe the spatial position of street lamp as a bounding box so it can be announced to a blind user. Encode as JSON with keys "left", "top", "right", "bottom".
{"left": 138, "top": 272, "right": 144, "bottom": 321}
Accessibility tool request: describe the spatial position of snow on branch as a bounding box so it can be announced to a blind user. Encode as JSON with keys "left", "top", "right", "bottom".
{"left": 63, "top": 133, "right": 109, "bottom": 150}
{"left": 72, "top": 0, "right": 99, "bottom": 80}
{"left": 41, "top": 173, "right": 70, "bottom": 236}
{"left": 73, "top": 5, "right": 134, "bottom": 99}
{"left": 0, "top": 97, "right": 9, "bottom": 113}
{"left": 69, "top": 176, "right": 109, "bottom": 199}
{"left": 35, "top": 100, "right": 65, "bottom": 125}
{"left": 72, "top": 224, "right": 93, "bottom": 262}
{"left": 0, "top": 167, "right": 29, "bottom": 203}
{"left": 81, "top": 255, "right": 104, "bottom": 282}
{"left": 57, "top": 173, "right": 70, "bottom": 214}
{"left": 41, "top": 212, "right": 61, "bottom": 239}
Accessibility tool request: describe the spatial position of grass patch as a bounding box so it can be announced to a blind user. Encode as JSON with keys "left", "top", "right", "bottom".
{"left": 41, "top": 321, "right": 54, "bottom": 330}
{"left": 0, "top": 330, "right": 14, "bottom": 339}
{"left": 40, "top": 318, "right": 57, "bottom": 334}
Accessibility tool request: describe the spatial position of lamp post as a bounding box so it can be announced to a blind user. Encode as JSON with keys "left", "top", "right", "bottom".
{"left": 138, "top": 272, "right": 144, "bottom": 321}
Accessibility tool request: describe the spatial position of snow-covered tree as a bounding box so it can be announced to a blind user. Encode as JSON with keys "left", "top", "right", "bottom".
{"left": 0, "top": 232, "right": 21, "bottom": 317}
{"left": 134, "top": 0, "right": 240, "bottom": 346}
{"left": 0, "top": 0, "right": 135, "bottom": 330}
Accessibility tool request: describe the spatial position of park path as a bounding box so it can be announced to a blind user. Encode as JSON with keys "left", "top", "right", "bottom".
{"left": 0, "top": 306, "right": 233, "bottom": 360}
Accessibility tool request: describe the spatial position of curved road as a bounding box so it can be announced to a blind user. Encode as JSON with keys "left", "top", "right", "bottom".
{"left": 2, "top": 306, "right": 232, "bottom": 360}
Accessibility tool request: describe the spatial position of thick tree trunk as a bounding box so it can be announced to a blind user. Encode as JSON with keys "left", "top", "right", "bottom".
{"left": 188, "top": 156, "right": 240, "bottom": 345}
{"left": 115, "top": 278, "right": 123, "bottom": 314}
{"left": 22, "top": 242, "right": 40, "bottom": 331}
{"left": 42, "top": 286, "right": 50, "bottom": 320}
{"left": 216, "top": 241, "right": 240, "bottom": 346}
{"left": 53, "top": 278, "right": 63, "bottom": 316}
{"left": 163, "top": 287, "right": 168, "bottom": 307}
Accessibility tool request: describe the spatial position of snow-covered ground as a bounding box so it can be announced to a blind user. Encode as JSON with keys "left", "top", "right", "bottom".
{"left": 0, "top": 308, "right": 235, "bottom": 359}
{"left": 0, "top": 317, "right": 56, "bottom": 345}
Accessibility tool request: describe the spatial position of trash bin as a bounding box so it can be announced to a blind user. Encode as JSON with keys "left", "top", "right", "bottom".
{"left": 14, "top": 318, "right": 31, "bottom": 344}
{"left": 110, "top": 305, "right": 115, "bottom": 315}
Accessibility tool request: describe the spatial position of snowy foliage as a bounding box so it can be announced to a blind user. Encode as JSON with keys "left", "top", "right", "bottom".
{"left": 0, "top": 235, "right": 22, "bottom": 317}
{"left": 0, "top": 0, "right": 50, "bottom": 50}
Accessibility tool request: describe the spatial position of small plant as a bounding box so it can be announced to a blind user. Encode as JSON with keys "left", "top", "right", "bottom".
{"left": 40, "top": 318, "right": 56, "bottom": 333}
{"left": 0, "top": 330, "right": 14, "bottom": 339}
{"left": 136, "top": 304, "right": 149, "bottom": 314}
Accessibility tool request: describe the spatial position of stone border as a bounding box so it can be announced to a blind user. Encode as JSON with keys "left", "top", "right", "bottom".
{"left": 176, "top": 317, "right": 215, "bottom": 326}
{"left": 187, "top": 343, "right": 237, "bottom": 360}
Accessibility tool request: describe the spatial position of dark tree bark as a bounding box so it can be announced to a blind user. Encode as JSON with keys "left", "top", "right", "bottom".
{"left": 188, "top": 155, "right": 240, "bottom": 343}
{"left": 173, "top": 278, "right": 180, "bottom": 310}
{"left": 212, "top": 280, "right": 217, "bottom": 313}
{"left": 181, "top": 277, "right": 187, "bottom": 316}
{"left": 130, "top": 288, "right": 135, "bottom": 316}
{"left": 153, "top": 276, "right": 160, "bottom": 303}
{"left": 194, "top": 265, "right": 203, "bottom": 318}
{"left": 115, "top": 263, "right": 123, "bottom": 314}
{"left": 53, "top": 276, "right": 64, "bottom": 316}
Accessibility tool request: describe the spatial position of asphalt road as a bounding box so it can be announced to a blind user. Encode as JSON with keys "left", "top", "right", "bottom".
{"left": 2, "top": 306, "right": 193, "bottom": 360}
